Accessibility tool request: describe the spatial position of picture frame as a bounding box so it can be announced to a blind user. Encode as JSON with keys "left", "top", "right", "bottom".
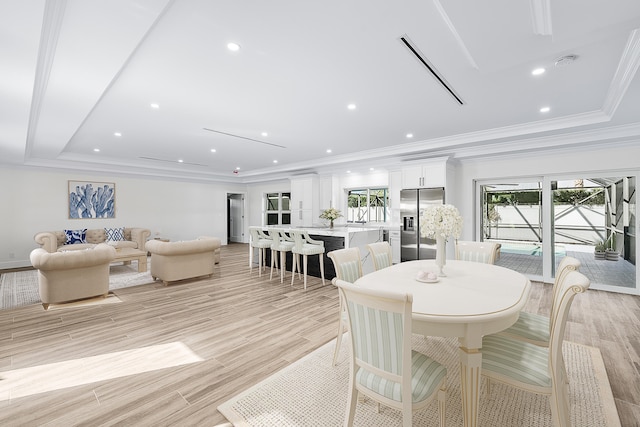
{"left": 68, "top": 181, "right": 116, "bottom": 219}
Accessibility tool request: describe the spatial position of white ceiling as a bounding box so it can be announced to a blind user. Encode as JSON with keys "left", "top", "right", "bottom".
{"left": 2, "top": 0, "right": 640, "bottom": 183}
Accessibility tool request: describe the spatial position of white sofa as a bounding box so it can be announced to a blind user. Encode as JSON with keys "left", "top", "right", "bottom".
{"left": 30, "top": 243, "right": 116, "bottom": 309}
{"left": 145, "top": 237, "right": 221, "bottom": 285}
{"left": 35, "top": 227, "right": 150, "bottom": 252}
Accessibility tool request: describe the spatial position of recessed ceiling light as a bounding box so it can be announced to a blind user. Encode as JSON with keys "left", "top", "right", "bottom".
{"left": 531, "top": 68, "right": 545, "bottom": 76}
{"left": 273, "top": 160, "right": 278, "bottom": 163}
{"left": 346, "top": 170, "right": 351, "bottom": 173}
{"left": 178, "top": 159, "right": 184, "bottom": 163}
{"left": 210, "top": 148, "right": 216, "bottom": 153}
{"left": 261, "top": 132, "right": 268, "bottom": 137}
{"left": 540, "top": 106, "right": 550, "bottom": 113}
{"left": 326, "top": 149, "right": 332, "bottom": 153}
{"left": 347, "top": 104, "right": 356, "bottom": 110}
{"left": 150, "top": 103, "right": 159, "bottom": 109}
{"left": 227, "top": 42, "right": 241, "bottom": 52}
{"left": 114, "top": 132, "right": 122, "bottom": 137}
{"left": 370, "top": 167, "right": 374, "bottom": 171}
{"left": 93, "top": 148, "right": 100, "bottom": 152}
{"left": 406, "top": 133, "right": 414, "bottom": 138}
{"left": 235, "top": 167, "right": 240, "bottom": 170}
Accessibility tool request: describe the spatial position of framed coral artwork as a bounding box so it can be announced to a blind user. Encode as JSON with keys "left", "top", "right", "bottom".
{"left": 68, "top": 181, "right": 116, "bottom": 219}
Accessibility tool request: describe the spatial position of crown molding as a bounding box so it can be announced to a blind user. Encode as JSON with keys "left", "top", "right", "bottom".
{"left": 529, "top": 0, "right": 553, "bottom": 36}
{"left": 24, "top": 0, "right": 66, "bottom": 161}
{"left": 603, "top": 29, "right": 640, "bottom": 116}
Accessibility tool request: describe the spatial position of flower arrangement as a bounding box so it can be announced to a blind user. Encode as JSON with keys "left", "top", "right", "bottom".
{"left": 320, "top": 207, "right": 342, "bottom": 227}
{"left": 420, "top": 204, "right": 463, "bottom": 240}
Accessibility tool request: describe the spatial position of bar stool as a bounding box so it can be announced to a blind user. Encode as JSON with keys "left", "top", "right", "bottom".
{"left": 249, "top": 227, "right": 273, "bottom": 277}
{"left": 290, "top": 230, "right": 325, "bottom": 290}
{"left": 270, "top": 230, "right": 295, "bottom": 283}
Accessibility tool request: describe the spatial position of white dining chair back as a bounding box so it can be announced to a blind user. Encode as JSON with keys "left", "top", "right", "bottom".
{"left": 335, "top": 279, "right": 447, "bottom": 427}
{"left": 327, "top": 247, "right": 363, "bottom": 365}
{"left": 455, "top": 240, "right": 498, "bottom": 264}
{"left": 328, "top": 247, "right": 363, "bottom": 283}
{"left": 249, "top": 227, "right": 273, "bottom": 276}
{"left": 289, "top": 230, "right": 325, "bottom": 290}
{"left": 498, "top": 256, "right": 581, "bottom": 347}
{"left": 481, "top": 270, "right": 590, "bottom": 427}
{"left": 367, "top": 241, "right": 393, "bottom": 271}
{"left": 269, "top": 230, "right": 295, "bottom": 283}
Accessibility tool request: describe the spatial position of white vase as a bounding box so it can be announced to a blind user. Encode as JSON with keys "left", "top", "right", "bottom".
{"left": 435, "top": 235, "right": 447, "bottom": 276}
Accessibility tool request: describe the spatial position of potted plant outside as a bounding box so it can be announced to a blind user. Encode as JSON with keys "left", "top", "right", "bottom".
{"left": 605, "top": 234, "right": 619, "bottom": 261}
{"left": 594, "top": 240, "right": 606, "bottom": 260}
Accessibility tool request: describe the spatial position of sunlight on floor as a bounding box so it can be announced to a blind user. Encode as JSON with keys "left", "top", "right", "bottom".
{"left": 0, "top": 342, "right": 203, "bottom": 401}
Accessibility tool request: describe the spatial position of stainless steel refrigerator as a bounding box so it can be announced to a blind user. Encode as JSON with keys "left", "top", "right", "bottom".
{"left": 400, "top": 187, "right": 445, "bottom": 261}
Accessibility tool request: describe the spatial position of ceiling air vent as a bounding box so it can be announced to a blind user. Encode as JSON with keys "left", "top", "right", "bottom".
{"left": 399, "top": 35, "right": 465, "bottom": 105}
{"left": 203, "top": 128, "right": 286, "bottom": 149}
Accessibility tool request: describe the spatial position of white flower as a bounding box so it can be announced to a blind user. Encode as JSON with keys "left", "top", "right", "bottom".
{"left": 419, "top": 204, "right": 463, "bottom": 240}
{"left": 319, "top": 208, "right": 342, "bottom": 221}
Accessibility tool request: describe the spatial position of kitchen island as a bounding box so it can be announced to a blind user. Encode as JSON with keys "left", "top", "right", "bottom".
{"left": 250, "top": 226, "right": 384, "bottom": 279}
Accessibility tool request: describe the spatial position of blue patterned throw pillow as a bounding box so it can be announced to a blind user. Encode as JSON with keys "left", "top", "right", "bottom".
{"left": 64, "top": 229, "right": 87, "bottom": 245}
{"left": 105, "top": 227, "right": 125, "bottom": 242}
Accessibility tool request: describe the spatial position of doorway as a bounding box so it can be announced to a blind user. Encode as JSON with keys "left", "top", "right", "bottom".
{"left": 478, "top": 175, "right": 637, "bottom": 294}
{"left": 227, "top": 193, "right": 245, "bottom": 244}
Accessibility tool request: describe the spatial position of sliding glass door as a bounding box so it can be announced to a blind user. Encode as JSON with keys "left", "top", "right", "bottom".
{"left": 478, "top": 174, "right": 637, "bottom": 294}
{"left": 552, "top": 176, "right": 636, "bottom": 292}
{"left": 480, "top": 180, "right": 544, "bottom": 281}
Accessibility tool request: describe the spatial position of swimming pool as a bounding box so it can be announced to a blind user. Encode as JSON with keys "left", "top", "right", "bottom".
{"left": 498, "top": 242, "right": 566, "bottom": 257}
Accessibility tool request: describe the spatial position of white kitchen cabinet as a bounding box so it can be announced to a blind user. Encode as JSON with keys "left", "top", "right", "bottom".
{"left": 401, "top": 161, "right": 446, "bottom": 189}
{"left": 290, "top": 176, "right": 319, "bottom": 226}
{"left": 389, "top": 230, "right": 401, "bottom": 264}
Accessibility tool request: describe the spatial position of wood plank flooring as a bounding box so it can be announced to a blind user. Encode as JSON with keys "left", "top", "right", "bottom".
{"left": 0, "top": 243, "right": 638, "bottom": 426}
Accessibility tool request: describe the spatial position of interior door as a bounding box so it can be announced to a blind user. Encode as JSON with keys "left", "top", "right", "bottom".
{"left": 228, "top": 194, "right": 244, "bottom": 243}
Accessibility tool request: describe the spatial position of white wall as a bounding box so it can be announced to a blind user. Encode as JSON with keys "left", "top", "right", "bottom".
{"left": 0, "top": 167, "right": 245, "bottom": 268}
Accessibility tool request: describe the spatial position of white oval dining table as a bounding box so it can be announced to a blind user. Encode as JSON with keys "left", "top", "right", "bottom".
{"left": 354, "top": 259, "right": 531, "bottom": 427}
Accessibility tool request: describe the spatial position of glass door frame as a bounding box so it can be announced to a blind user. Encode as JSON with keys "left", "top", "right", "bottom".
{"left": 475, "top": 171, "right": 638, "bottom": 295}
{"left": 546, "top": 170, "right": 638, "bottom": 295}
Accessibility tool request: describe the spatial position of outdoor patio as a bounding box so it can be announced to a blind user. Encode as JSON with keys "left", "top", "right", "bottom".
{"left": 495, "top": 246, "right": 636, "bottom": 289}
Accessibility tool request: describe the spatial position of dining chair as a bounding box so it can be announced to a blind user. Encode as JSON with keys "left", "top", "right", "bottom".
{"left": 269, "top": 230, "right": 295, "bottom": 283}
{"left": 366, "top": 241, "right": 393, "bottom": 271}
{"left": 454, "top": 240, "right": 499, "bottom": 264}
{"left": 327, "top": 247, "right": 363, "bottom": 365}
{"left": 290, "top": 230, "right": 325, "bottom": 290}
{"left": 480, "top": 270, "right": 590, "bottom": 427}
{"left": 249, "top": 227, "right": 273, "bottom": 277}
{"left": 335, "top": 279, "right": 447, "bottom": 427}
{"left": 497, "top": 256, "right": 581, "bottom": 347}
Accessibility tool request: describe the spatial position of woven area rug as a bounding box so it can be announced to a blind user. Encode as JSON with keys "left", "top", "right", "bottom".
{"left": 0, "top": 261, "right": 154, "bottom": 310}
{"left": 218, "top": 334, "right": 620, "bottom": 427}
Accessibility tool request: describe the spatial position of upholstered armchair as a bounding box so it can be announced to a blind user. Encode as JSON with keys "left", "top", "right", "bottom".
{"left": 145, "top": 236, "right": 221, "bottom": 285}
{"left": 30, "top": 243, "right": 116, "bottom": 309}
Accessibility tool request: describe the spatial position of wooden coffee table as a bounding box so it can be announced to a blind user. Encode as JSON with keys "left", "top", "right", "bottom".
{"left": 113, "top": 248, "right": 147, "bottom": 272}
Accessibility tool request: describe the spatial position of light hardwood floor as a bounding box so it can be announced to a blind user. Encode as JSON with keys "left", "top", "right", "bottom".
{"left": 0, "top": 243, "right": 638, "bottom": 426}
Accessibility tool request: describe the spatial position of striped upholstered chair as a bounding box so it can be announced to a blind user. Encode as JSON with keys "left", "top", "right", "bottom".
{"left": 455, "top": 240, "right": 499, "bottom": 264}
{"left": 249, "top": 227, "right": 273, "bottom": 277}
{"left": 290, "top": 230, "right": 325, "bottom": 290}
{"left": 367, "top": 241, "right": 393, "bottom": 271}
{"left": 269, "top": 230, "right": 295, "bottom": 283}
{"left": 497, "top": 256, "right": 581, "bottom": 347}
{"left": 335, "top": 279, "right": 447, "bottom": 427}
{"left": 481, "top": 270, "right": 590, "bottom": 427}
{"left": 328, "top": 247, "right": 363, "bottom": 365}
